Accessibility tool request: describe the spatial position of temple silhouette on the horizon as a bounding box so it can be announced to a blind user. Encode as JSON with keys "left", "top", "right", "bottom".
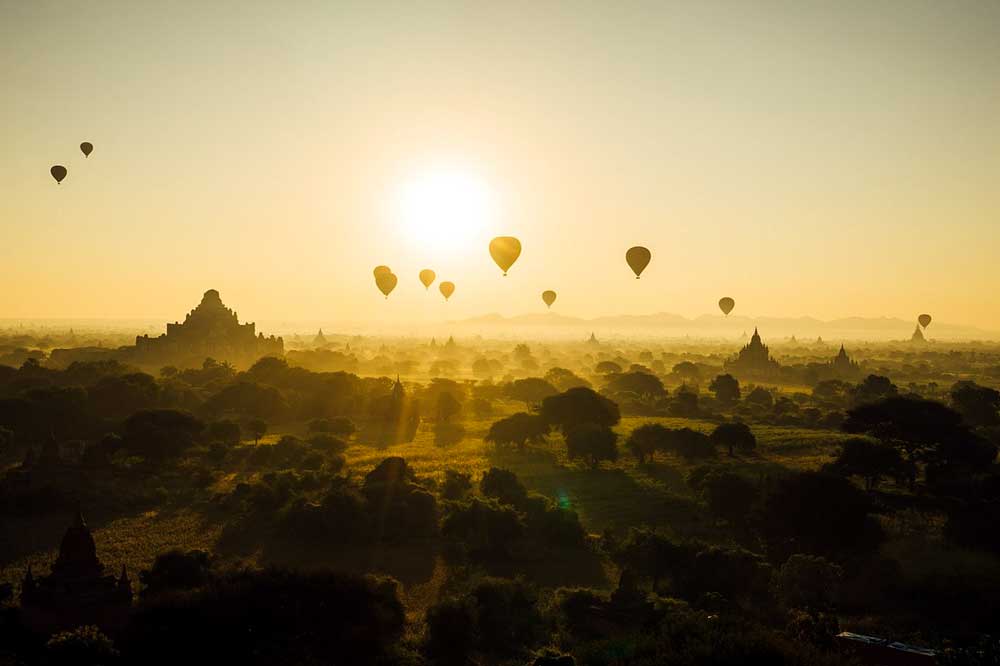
{"left": 724, "top": 327, "right": 781, "bottom": 379}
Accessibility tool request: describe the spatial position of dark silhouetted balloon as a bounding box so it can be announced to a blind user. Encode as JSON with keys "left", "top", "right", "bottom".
{"left": 542, "top": 290, "right": 557, "bottom": 308}
{"left": 439, "top": 281, "right": 455, "bottom": 301}
{"left": 489, "top": 237, "right": 521, "bottom": 276}
{"left": 373, "top": 265, "right": 392, "bottom": 279}
{"left": 719, "top": 297, "right": 735, "bottom": 316}
{"left": 80, "top": 142, "right": 93, "bottom": 158}
{"left": 918, "top": 314, "right": 932, "bottom": 329}
{"left": 419, "top": 269, "right": 436, "bottom": 289}
{"left": 625, "top": 246, "right": 651, "bottom": 279}
{"left": 375, "top": 272, "right": 397, "bottom": 298}
{"left": 50, "top": 165, "right": 67, "bottom": 184}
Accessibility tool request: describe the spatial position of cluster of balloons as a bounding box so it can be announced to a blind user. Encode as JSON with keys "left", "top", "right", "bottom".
{"left": 374, "top": 265, "right": 455, "bottom": 301}
{"left": 49, "top": 142, "right": 94, "bottom": 185}
{"left": 376, "top": 236, "right": 743, "bottom": 316}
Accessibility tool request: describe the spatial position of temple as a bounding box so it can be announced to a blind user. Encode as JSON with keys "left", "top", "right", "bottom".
{"left": 911, "top": 325, "right": 926, "bottom": 343}
{"left": 829, "top": 344, "right": 862, "bottom": 380}
{"left": 20, "top": 511, "right": 132, "bottom": 633}
{"left": 724, "top": 328, "right": 781, "bottom": 379}
{"left": 313, "top": 328, "right": 328, "bottom": 347}
{"left": 132, "top": 289, "right": 283, "bottom": 368}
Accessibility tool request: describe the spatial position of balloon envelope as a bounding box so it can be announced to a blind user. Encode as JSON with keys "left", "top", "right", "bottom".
{"left": 542, "top": 290, "right": 557, "bottom": 308}
{"left": 373, "top": 265, "right": 392, "bottom": 279}
{"left": 625, "top": 246, "right": 651, "bottom": 278}
{"left": 50, "top": 165, "right": 67, "bottom": 184}
{"left": 489, "top": 237, "right": 522, "bottom": 275}
{"left": 439, "top": 281, "right": 455, "bottom": 301}
{"left": 918, "top": 314, "right": 932, "bottom": 328}
{"left": 718, "top": 297, "right": 735, "bottom": 316}
{"left": 419, "top": 269, "right": 436, "bottom": 289}
{"left": 80, "top": 142, "right": 93, "bottom": 158}
{"left": 375, "top": 272, "right": 397, "bottom": 298}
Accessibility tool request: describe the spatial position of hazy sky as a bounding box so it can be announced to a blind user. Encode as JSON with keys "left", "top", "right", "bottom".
{"left": 2, "top": 1, "right": 998, "bottom": 329}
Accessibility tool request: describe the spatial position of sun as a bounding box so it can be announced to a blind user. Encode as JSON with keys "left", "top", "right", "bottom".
{"left": 394, "top": 167, "right": 496, "bottom": 254}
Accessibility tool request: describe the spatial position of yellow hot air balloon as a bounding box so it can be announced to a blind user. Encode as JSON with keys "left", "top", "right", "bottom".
{"left": 718, "top": 297, "right": 735, "bottom": 316}
{"left": 489, "top": 237, "right": 522, "bottom": 276}
{"left": 419, "top": 269, "right": 436, "bottom": 290}
{"left": 80, "top": 142, "right": 93, "bottom": 158}
{"left": 542, "top": 290, "right": 557, "bottom": 308}
{"left": 439, "top": 281, "right": 455, "bottom": 301}
{"left": 625, "top": 246, "right": 651, "bottom": 279}
{"left": 918, "top": 314, "right": 932, "bottom": 329}
{"left": 375, "top": 272, "right": 397, "bottom": 299}
{"left": 373, "top": 265, "right": 392, "bottom": 279}
{"left": 50, "top": 165, "right": 67, "bottom": 184}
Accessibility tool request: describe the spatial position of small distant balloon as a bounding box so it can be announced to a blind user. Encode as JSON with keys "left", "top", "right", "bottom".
{"left": 375, "top": 272, "right": 397, "bottom": 299}
{"left": 80, "top": 142, "right": 93, "bottom": 158}
{"left": 489, "top": 237, "right": 522, "bottom": 276}
{"left": 918, "top": 314, "right": 932, "bottom": 329}
{"left": 542, "top": 290, "right": 557, "bottom": 308}
{"left": 50, "top": 165, "right": 67, "bottom": 184}
{"left": 439, "top": 281, "right": 455, "bottom": 301}
{"left": 625, "top": 246, "right": 651, "bottom": 279}
{"left": 718, "top": 297, "right": 735, "bottom": 316}
{"left": 419, "top": 269, "right": 436, "bottom": 289}
{"left": 373, "top": 265, "right": 392, "bottom": 279}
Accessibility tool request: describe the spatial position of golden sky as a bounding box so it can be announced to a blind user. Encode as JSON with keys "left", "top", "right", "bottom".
{"left": 2, "top": 1, "right": 998, "bottom": 329}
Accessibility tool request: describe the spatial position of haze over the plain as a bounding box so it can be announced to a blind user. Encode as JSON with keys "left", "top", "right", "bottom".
{"left": 2, "top": 1, "right": 998, "bottom": 328}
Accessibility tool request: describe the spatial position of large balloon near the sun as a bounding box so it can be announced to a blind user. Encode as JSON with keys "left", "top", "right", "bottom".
{"left": 489, "top": 236, "right": 521, "bottom": 276}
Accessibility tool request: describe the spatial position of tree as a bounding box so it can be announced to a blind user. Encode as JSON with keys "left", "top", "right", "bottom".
{"left": 709, "top": 374, "right": 741, "bottom": 406}
{"left": 951, "top": 380, "right": 1000, "bottom": 427}
{"left": 812, "top": 379, "right": 852, "bottom": 407}
{"left": 140, "top": 549, "right": 212, "bottom": 597}
{"left": 246, "top": 418, "right": 268, "bottom": 445}
{"left": 843, "top": 396, "right": 997, "bottom": 487}
{"left": 544, "top": 367, "right": 591, "bottom": 391}
{"left": 604, "top": 372, "right": 666, "bottom": 400}
{"left": 669, "top": 385, "right": 699, "bottom": 417}
{"left": 852, "top": 374, "right": 897, "bottom": 406}
{"left": 480, "top": 467, "right": 528, "bottom": 506}
{"left": 595, "top": 360, "right": 622, "bottom": 375}
{"left": 672, "top": 361, "right": 701, "bottom": 382}
{"left": 777, "top": 554, "right": 843, "bottom": 610}
{"left": 828, "top": 438, "right": 903, "bottom": 491}
{"left": 506, "top": 377, "right": 558, "bottom": 407}
{"left": 626, "top": 423, "right": 671, "bottom": 463}
{"left": 122, "top": 409, "right": 205, "bottom": 461}
{"left": 665, "top": 427, "right": 714, "bottom": 460}
{"left": 565, "top": 423, "right": 618, "bottom": 469}
{"left": 541, "top": 387, "right": 620, "bottom": 432}
{"left": 710, "top": 422, "right": 756, "bottom": 457}
{"left": 745, "top": 386, "right": 774, "bottom": 409}
{"left": 45, "top": 625, "right": 119, "bottom": 666}
{"left": 485, "top": 413, "right": 548, "bottom": 452}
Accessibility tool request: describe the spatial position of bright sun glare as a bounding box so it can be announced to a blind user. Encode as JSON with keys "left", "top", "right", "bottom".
{"left": 395, "top": 168, "right": 495, "bottom": 253}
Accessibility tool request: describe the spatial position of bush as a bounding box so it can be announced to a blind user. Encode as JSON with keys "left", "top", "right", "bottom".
{"left": 140, "top": 549, "right": 212, "bottom": 597}
{"left": 777, "top": 554, "right": 843, "bottom": 610}
{"left": 442, "top": 469, "right": 473, "bottom": 501}
{"left": 481, "top": 467, "right": 528, "bottom": 507}
{"left": 442, "top": 498, "right": 525, "bottom": 559}
{"left": 46, "top": 625, "right": 119, "bottom": 666}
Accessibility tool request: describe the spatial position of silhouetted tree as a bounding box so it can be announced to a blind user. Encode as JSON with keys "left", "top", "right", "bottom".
{"left": 709, "top": 373, "right": 741, "bottom": 407}
{"left": 852, "top": 374, "right": 897, "bottom": 406}
{"left": 565, "top": 423, "right": 618, "bottom": 469}
{"left": 689, "top": 468, "right": 759, "bottom": 525}
{"left": 436, "top": 391, "right": 462, "bottom": 423}
{"left": 670, "top": 385, "right": 699, "bottom": 416}
{"left": 604, "top": 372, "right": 666, "bottom": 400}
{"left": 595, "top": 361, "right": 622, "bottom": 375}
{"left": 541, "top": 387, "right": 620, "bottom": 432}
{"left": 544, "top": 367, "right": 591, "bottom": 391}
{"left": 777, "top": 554, "right": 843, "bottom": 610}
{"left": 828, "top": 438, "right": 903, "bottom": 491}
{"left": 710, "top": 422, "right": 756, "bottom": 456}
{"left": 140, "top": 549, "right": 212, "bottom": 597}
{"left": 485, "top": 412, "right": 548, "bottom": 452}
{"left": 247, "top": 418, "right": 267, "bottom": 445}
{"left": 626, "top": 423, "right": 670, "bottom": 463}
{"left": 206, "top": 419, "right": 241, "bottom": 446}
{"left": 745, "top": 387, "right": 774, "bottom": 409}
{"left": 480, "top": 467, "right": 528, "bottom": 506}
{"left": 950, "top": 380, "right": 1000, "bottom": 427}
{"left": 665, "top": 427, "right": 714, "bottom": 460}
{"left": 506, "top": 377, "right": 558, "bottom": 407}
{"left": 441, "top": 469, "right": 473, "bottom": 500}
{"left": 122, "top": 409, "right": 204, "bottom": 461}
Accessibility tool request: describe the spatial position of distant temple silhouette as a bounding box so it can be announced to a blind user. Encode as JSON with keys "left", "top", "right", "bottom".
{"left": 829, "top": 344, "right": 862, "bottom": 379}
{"left": 20, "top": 511, "right": 132, "bottom": 633}
{"left": 911, "top": 325, "right": 926, "bottom": 343}
{"left": 724, "top": 328, "right": 781, "bottom": 378}
{"left": 313, "top": 328, "right": 328, "bottom": 347}
{"left": 132, "top": 289, "right": 283, "bottom": 368}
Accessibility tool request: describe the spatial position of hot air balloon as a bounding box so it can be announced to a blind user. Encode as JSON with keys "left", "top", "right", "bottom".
{"left": 542, "top": 290, "right": 557, "bottom": 309}
{"left": 625, "top": 246, "right": 651, "bottom": 279}
{"left": 419, "top": 269, "right": 436, "bottom": 289}
{"left": 439, "top": 281, "right": 455, "bottom": 301}
{"left": 80, "top": 142, "right": 93, "bottom": 158}
{"left": 50, "top": 165, "right": 67, "bottom": 184}
{"left": 918, "top": 314, "right": 932, "bottom": 329}
{"left": 489, "top": 237, "right": 521, "bottom": 276}
{"left": 718, "top": 297, "right": 735, "bottom": 316}
{"left": 375, "top": 272, "right": 397, "bottom": 299}
{"left": 373, "top": 265, "right": 392, "bottom": 279}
